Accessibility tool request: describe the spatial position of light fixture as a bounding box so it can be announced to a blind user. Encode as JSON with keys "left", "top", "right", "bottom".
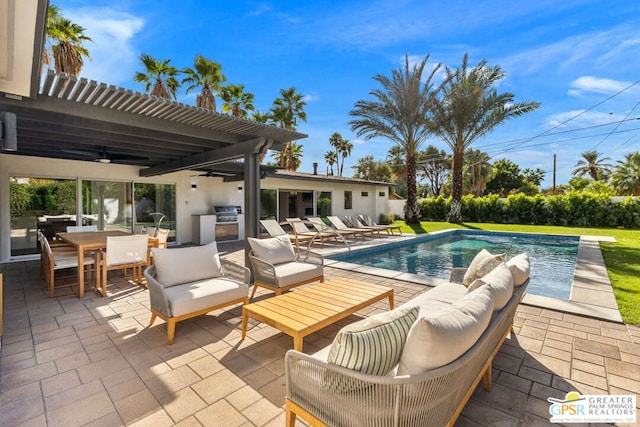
{"left": 191, "top": 179, "right": 197, "bottom": 191}
{"left": 97, "top": 158, "right": 111, "bottom": 164}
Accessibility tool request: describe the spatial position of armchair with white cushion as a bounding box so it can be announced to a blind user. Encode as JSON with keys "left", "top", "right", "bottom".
{"left": 248, "top": 235, "right": 324, "bottom": 299}
{"left": 144, "top": 242, "right": 250, "bottom": 344}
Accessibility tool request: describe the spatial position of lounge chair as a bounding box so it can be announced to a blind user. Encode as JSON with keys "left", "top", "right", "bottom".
{"left": 259, "top": 219, "right": 315, "bottom": 246}
{"left": 343, "top": 215, "right": 383, "bottom": 235}
{"left": 307, "top": 217, "right": 359, "bottom": 241}
{"left": 286, "top": 218, "right": 337, "bottom": 245}
{"left": 327, "top": 216, "right": 375, "bottom": 238}
{"left": 358, "top": 213, "right": 402, "bottom": 235}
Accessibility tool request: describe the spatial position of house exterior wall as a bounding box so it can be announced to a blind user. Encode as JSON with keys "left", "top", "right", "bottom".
{"left": 0, "top": 154, "right": 242, "bottom": 262}
{"left": 260, "top": 177, "right": 392, "bottom": 221}
{"left": 0, "top": 154, "right": 394, "bottom": 262}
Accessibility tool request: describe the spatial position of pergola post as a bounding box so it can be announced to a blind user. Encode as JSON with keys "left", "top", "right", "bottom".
{"left": 244, "top": 139, "right": 272, "bottom": 271}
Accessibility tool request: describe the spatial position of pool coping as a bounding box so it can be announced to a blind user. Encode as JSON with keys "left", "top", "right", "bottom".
{"left": 321, "top": 229, "right": 623, "bottom": 323}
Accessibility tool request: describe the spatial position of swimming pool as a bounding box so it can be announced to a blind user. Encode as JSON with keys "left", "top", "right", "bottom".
{"left": 330, "top": 230, "right": 579, "bottom": 300}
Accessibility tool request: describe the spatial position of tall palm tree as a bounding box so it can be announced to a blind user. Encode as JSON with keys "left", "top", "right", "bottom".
{"left": 611, "top": 152, "right": 640, "bottom": 195}
{"left": 271, "top": 142, "right": 303, "bottom": 171}
{"left": 47, "top": 11, "right": 93, "bottom": 76}
{"left": 134, "top": 54, "right": 180, "bottom": 100}
{"left": 431, "top": 53, "right": 540, "bottom": 223}
{"left": 464, "top": 148, "right": 492, "bottom": 196}
{"left": 335, "top": 138, "right": 353, "bottom": 176}
{"left": 269, "top": 87, "right": 307, "bottom": 168}
{"left": 220, "top": 84, "right": 255, "bottom": 118}
{"left": 324, "top": 150, "right": 338, "bottom": 175}
{"left": 182, "top": 55, "right": 226, "bottom": 111}
{"left": 252, "top": 111, "right": 270, "bottom": 123}
{"left": 41, "top": 5, "right": 61, "bottom": 72}
{"left": 349, "top": 54, "right": 441, "bottom": 224}
{"left": 572, "top": 150, "right": 612, "bottom": 181}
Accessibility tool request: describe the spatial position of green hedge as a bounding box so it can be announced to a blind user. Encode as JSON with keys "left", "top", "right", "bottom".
{"left": 418, "top": 192, "right": 640, "bottom": 228}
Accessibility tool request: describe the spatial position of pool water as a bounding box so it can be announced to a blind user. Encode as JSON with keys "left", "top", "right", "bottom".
{"left": 331, "top": 230, "right": 579, "bottom": 300}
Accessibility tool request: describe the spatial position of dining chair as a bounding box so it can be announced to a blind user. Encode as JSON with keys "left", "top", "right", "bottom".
{"left": 155, "top": 228, "right": 170, "bottom": 248}
{"left": 96, "top": 235, "right": 149, "bottom": 296}
{"left": 40, "top": 233, "right": 95, "bottom": 297}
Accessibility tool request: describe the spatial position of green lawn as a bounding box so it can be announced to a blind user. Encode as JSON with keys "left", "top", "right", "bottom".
{"left": 393, "top": 221, "right": 640, "bottom": 325}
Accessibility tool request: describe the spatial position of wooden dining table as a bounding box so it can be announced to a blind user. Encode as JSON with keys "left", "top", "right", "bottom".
{"left": 56, "top": 230, "right": 132, "bottom": 297}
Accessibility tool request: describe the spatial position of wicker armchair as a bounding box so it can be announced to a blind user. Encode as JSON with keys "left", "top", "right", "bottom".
{"left": 248, "top": 236, "right": 324, "bottom": 299}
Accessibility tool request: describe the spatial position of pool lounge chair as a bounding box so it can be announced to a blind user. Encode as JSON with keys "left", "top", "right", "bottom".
{"left": 286, "top": 218, "right": 338, "bottom": 245}
{"left": 307, "top": 217, "right": 360, "bottom": 241}
{"left": 358, "top": 213, "right": 402, "bottom": 235}
{"left": 259, "top": 219, "right": 315, "bottom": 246}
{"left": 343, "top": 215, "right": 384, "bottom": 236}
{"left": 326, "top": 216, "right": 376, "bottom": 238}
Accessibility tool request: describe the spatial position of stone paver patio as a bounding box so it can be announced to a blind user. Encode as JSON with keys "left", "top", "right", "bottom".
{"left": 1, "top": 240, "right": 639, "bottom": 426}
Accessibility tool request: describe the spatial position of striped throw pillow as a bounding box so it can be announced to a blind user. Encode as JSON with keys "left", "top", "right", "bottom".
{"left": 323, "top": 306, "right": 419, "bottom": 392}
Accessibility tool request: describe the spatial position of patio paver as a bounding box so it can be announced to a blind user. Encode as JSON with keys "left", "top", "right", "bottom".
{"left": 1, "top": 240, "right": 639, "bottom": 426}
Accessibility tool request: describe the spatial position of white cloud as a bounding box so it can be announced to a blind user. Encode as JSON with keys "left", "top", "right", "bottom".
{"left": 62, "top": 7, "right": 145, "bottom": 86}
{"left": 545, "top": 110, "right": 625, "bottom": 129}
{"left": 303, "top": 94, "right": 319, "bottom": 102}
{"left": 569, "top": 76, "right": 637, "bottom": 96}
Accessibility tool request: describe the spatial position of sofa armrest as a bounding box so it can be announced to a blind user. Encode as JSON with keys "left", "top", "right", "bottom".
{"left": 143, "top": 265, "right": 172, "bottom": 317}
{"left": 449, "top": 267, "right": 467, "bottom": 284}
{"left": 295, "top": 247, "right": 324, "bottom": 266}
{"left": 220, "top": 258, "right": 251, "bottom": 284}
{"left": 248, "top": 252, "right": 278, "bottom": 286}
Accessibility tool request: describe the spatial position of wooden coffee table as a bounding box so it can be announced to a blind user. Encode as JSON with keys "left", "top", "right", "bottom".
{"left": 241, "top": 278, "right": 394, "bottom": 352}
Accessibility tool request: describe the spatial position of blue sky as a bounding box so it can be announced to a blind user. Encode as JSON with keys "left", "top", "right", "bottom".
{"left": 53, "top": 0, "right": 640, "bottom": 187}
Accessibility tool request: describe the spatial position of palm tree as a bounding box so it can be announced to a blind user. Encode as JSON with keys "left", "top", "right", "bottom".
{"left": 349, "top": 54, "right": 441, "bottom": 224}
{"left": 611, "top": 152, "right": 640, "bottom": 195}
{"left": 572, "top": 150, "right": 612, "bottom": 181}
{"left": 271, "top": 142, "right": 303, "bottom": 171}
{"left": 182, "top": 55, "right": 226, "bottom": 111}
{"left": 134, "top": 54, "right": 181, "bottom": 99}
{"left": 47, "top": 10, "right": 93, "bottom": 76}
{"left": 41, "top": 5, "right": 61, "bottom": 72}
{"left": 335, "top": 138, "right": 353, "bottom": 176}
{"left": 220, "top": 84, "right": 255, "bottom": 118}
{"left": 387, "top": 145, "right": 407, "bottom": 180}
{"left": 324, "top": 150, "right": 338, "bottom": 175}
{"left": 431, "top": 53, "right": 540, "bottom": 223}
{"left": 252, "top": 111, "right": 270, "bottom": 123}
{"left": 418, "top": 145, "right": 450, "bottom": 196}
{"left": 269, "top": 87, "right": 307, "bottom": 168}
{"left": 464, "top": 148, "right": 492, "bottom": 196}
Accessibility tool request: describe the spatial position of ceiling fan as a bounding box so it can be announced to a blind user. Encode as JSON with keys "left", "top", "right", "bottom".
{"left": 62, "top": 146, "right": 148, "bottom": 163}
{"left": 190, "top": 170, "right": 236, "bottom": 178}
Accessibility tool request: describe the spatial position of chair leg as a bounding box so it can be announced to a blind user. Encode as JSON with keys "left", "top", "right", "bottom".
{"left": 250, "top": 284, "right": 259, "bottom": 299}
{"left": 166, "top": 319, "right": 176, "bottom": 345}
{"left": 149, "top": 312, "right": 157, "bottom": 326}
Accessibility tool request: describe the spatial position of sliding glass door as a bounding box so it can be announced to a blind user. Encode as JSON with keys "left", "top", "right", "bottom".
{"left": 10, "top": 177, "right": 77, "bottom": 256}
{"left": 9, "top": 177, "right": 177, "bottom": 257}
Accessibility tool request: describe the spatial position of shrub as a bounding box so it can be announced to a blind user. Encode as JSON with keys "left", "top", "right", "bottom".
{"left": 377, "top": 212, "right": 395, "bottom": 225}
{"left": 418, "top": 196, "right": 449, "bottom": 221}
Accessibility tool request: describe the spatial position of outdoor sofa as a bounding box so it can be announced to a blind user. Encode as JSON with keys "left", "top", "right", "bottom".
{"left": 285, "top": 250, "right": 530, "bottom": 426}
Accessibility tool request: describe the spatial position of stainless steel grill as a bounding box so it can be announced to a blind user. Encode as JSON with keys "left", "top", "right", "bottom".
{"left": 211, "top": 206, "right": 238, "bottom": 223}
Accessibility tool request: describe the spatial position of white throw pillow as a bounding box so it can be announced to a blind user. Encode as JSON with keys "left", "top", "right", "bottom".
{"left": 462, "top": 249, "right": 507, "bottom": 286}
{"left": 468, "top": 262, "right": 513, "bottom": 311}
{"left": 152, "top": 242, "right": 221, "bottom": 287}
{"left": 506, "top": 253, "right": 530, "bottom": 287}
{"left": 397, "top": 286, "right": 494, "bottom": 375}
{"left": 248, "top": 235, "right": 296, "bottom": 265}
{"left": 324, "top": 306, "right": 419, "bottom": 391}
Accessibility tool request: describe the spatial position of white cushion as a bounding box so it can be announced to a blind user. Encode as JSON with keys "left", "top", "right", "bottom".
{"left": 248, "top": 235, "right": 296, "bottom": 265}
{"left": 152, "top": 242, "right": 221, "bottom": 287}
{"left": 165, "top": 277, "right": 248, "bottom": 317}
{"left": 397, "top": 286, "right": 494, "bottom": 375}
{"left": 462, "top": 249, "right": 506, "bottom": 286}
{"left": 324, "top": 306, "right": 419, "bottom": 391}
{"left": 506, "top": 253, "right": 530, "bottom": 287}
{"left": 273, "top": 261, "right": 323, "bottom": 287}
{"left": 468, "top": 262, "right": 513, "bottom": 311}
